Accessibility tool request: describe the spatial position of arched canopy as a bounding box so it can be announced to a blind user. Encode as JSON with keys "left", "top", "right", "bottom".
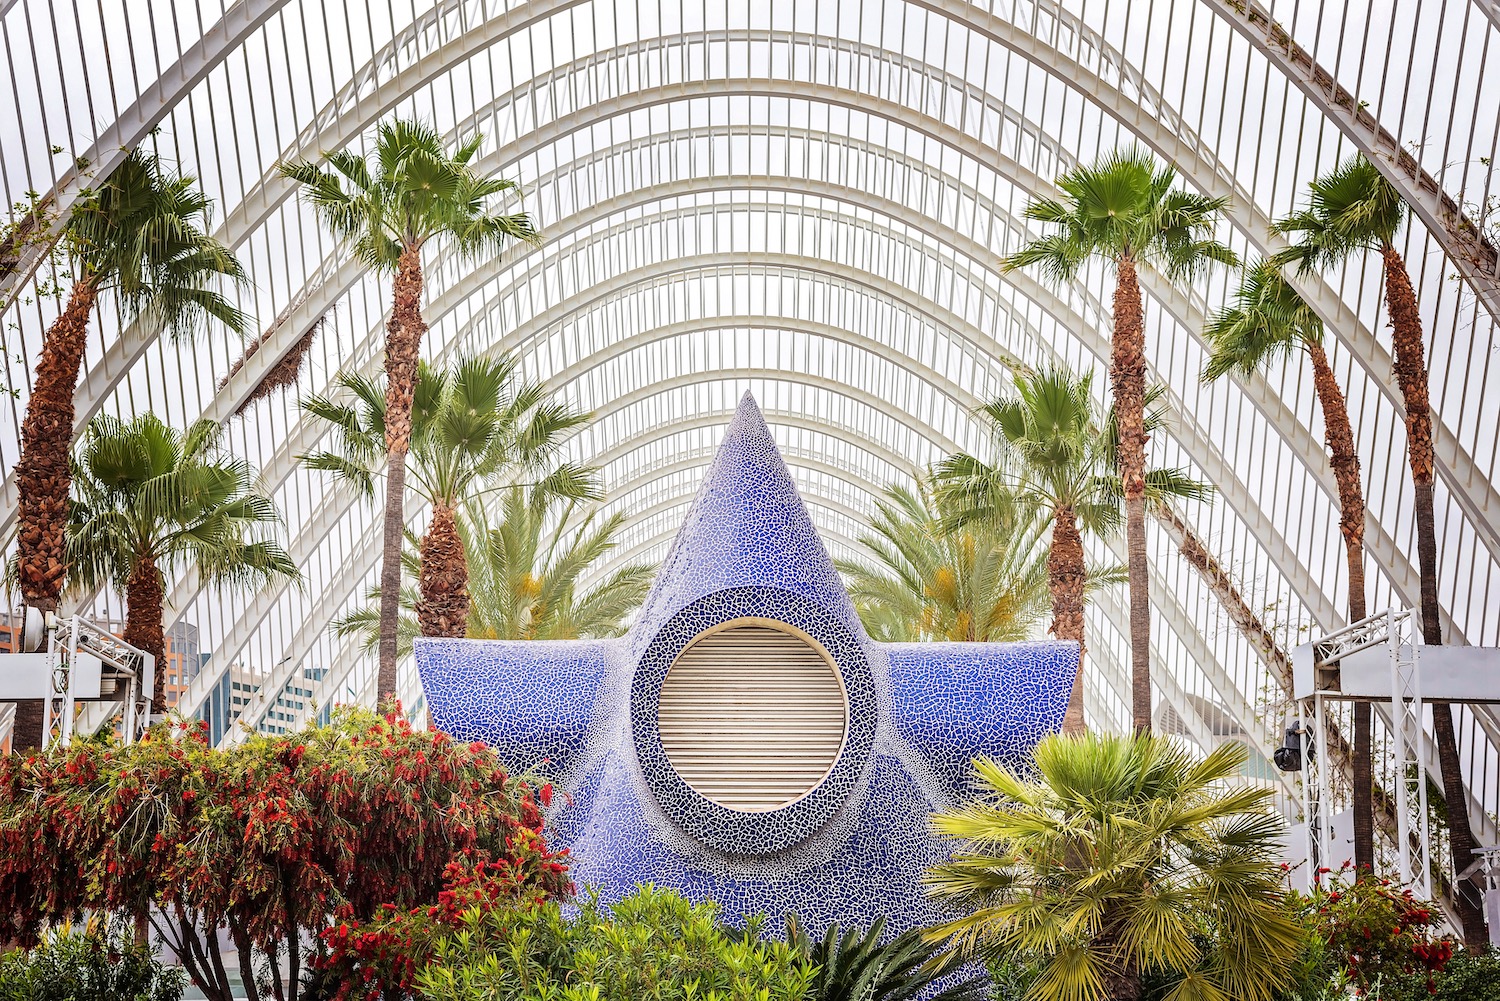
{"left": 2, "top": 0, "right": 1498, "bottom": 832}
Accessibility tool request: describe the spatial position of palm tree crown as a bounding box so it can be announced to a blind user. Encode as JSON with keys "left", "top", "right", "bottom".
{"left": 67, "top": 414, "right": 299, "bottom": 711}
{"left": 836, "top": 479, "right": 1050, "bottom": 643}
{"left": 301, "top": 356, "right": 593, "bottom": 511}
{"left": 925, "top": 733, "right": 1302, "bottom": 1001}
{"left": 940, "top": 368, "right": 1120, "bottom": 537}
{"left": 1001, "top": 148, "right": 1237, "bottom": 283}
{"left": 67, "top": 146, "right": 249, "bottom": 337}
{"left": 277, "top": 119, "right": 536, "bottom": 268}
{"left": 334, "top": 487, "right": 653, "bottom": 655}
{"left": 1202, "top": 260, "right": 1325, "bottom": 380}
{"left": 1272, "top": 154, "right": 1405, "bottom": 273}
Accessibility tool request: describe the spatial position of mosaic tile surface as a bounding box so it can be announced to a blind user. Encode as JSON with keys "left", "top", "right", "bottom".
{"left": 417, "top": 392, "right": 1077, "bottom": 937}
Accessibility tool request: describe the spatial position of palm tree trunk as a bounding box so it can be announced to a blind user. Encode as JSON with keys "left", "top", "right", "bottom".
{"left": 1382, "top": 242, "right": 1488, "bottom": 946}
{"left": 1306, "top": 340, "right": 1376, "bottom": 872}
{"left": 1110, "top": 254, "right": 1152, "bottom": 733}
{"left": 1048, "top": 504, "right": 1088, "bottom": 736}
{"left": 416, "top": 500, "right": 469, "bottom": 638}
{"left": 11, "top": 277, "right": 98, "bottom": 749}
{"left": 123, "top": 554, "right": 168, "bottom": 716}
{"left": 376, "top": 243, "right": 428, "bottom": 705}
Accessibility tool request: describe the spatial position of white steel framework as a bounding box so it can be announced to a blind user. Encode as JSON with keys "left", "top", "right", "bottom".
{"left": 1, "top": 0, "right": 1498, "bottom": 869}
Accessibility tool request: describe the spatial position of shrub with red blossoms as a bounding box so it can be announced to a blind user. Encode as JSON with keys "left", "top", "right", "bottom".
{"left": 315, "top": 855, "right": 568, "bottom": 1000}
{"left": 0, "top": 705, "right": 570, "bottom": 1001}
{"left": 1293, "top": 865, "right": 1453, "bottom": 995}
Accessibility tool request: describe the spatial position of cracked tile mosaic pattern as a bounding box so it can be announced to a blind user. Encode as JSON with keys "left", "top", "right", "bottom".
{"left": 417, "top": 392, "right": 1078, "bottom": 937}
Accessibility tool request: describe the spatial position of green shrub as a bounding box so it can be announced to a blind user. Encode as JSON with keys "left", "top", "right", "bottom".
{"left": 785, "top": 917, "right": 983, "bottom": 1001}
{"left": 0, "top": 926, "right": 185, "bottom": 1001}
{"left": 413, "top": 885, "right": 815, "bottom": 1001}
{"left": 1380, "top": 947, "right": 1500, "bottom": 1001}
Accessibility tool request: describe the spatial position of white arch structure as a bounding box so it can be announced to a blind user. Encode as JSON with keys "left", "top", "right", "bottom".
{"left": 2, "top": 0, "right": 1498, "bottom": 856}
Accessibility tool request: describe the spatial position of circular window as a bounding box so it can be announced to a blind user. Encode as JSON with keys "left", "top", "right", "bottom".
{"left": 657, "top": 619, "right": 848, "bottom": 812}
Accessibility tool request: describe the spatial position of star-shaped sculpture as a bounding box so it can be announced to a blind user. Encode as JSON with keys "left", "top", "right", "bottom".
{"left": 416, "top": 393, "right": 1077, "bottom": 935}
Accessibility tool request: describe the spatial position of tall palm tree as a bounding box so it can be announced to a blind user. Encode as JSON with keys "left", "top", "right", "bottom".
{"left": 333, "top": 487, "right": 653, "bottom": 655}
{"left": 301, "top": 356, "right": 591, "bottom": 641}
{"left": 939, "top": 371, "right": 1206, "bottom": 735}
{"left": 66, "top": 414, "right": 299, "bottom": 713}
{"left": 279, "top": 119, "right": 539, "bottom": 703}
{"left": 924, "top": 733, "right": 1303, "bottom": 1001}
{"left": 9, "top": 148, "right": 247, "bottom": 748}
{"left": 835, "top": 479, "right": 1052, "bottom": 644}
{"left": 1002, "top": 148, "right": 1237, "bottom": 733}
{"left": 1274, "top": 154, "right": 1487, "bottom": 945}
{"left": 1203, "top": 259, "right": 1378, "bottom": 871}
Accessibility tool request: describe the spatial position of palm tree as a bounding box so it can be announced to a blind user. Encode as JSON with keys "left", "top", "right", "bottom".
{"left": 1274, "top": 154, "right": 1487, "bottom": 945}
{"left": 1003, "top": 148, "right": 1237, "bottom": 733}
{"left": 939, "top": 371, "right": 1206, "bottom": 735}
{"left": 333, "top": 487, "right": 653, "bottom": 655}
{"left": 10, "top": 148, "right": 247, "bottom": 747}
{"left": 65, "top": 414, "right": 299, "bottom": 714}
{"left": 279, "top": 119, "right": 539, "bottom": 703}
{"left": 835, "top": 479, "right": 1052, "bottom": 644}
{"left": 301, "top": 356, "right": 591, "bottom": 641}
{"left": 1203, "top": 259, "right": 1378, "bottom": 871}
{"left": 924, "top": 733, "right": 1303, "bottom": 1001}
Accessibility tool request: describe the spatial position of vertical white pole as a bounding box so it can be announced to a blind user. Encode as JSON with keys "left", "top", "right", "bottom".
{"left": 1409, "top": 613, "right": 1432, "bottom": 900}
{"left": 1390, "top": 607, "right": 1414, "bottom": 885}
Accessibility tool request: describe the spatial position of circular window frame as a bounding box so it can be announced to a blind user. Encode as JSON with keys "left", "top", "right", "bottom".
{"left": 657, "top": 616, "right": 850, "bottom": 813}
{"left": 631, "top": 585, "right": 877, "bottom": 855}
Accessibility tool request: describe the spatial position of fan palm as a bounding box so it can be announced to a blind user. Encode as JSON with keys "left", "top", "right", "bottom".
{"left": 938, "top": 370, "right": 1206, "bottom": 735}
{"left": 1003, "top": 148, "right": 1236, "bottom": 733}
{"left": 784, "top": 916, "right": 986, "bottom": 1001}
{"left": 301, "top": 356, "right": 591, "bottom": 640}
{"left": 10, "top": 148, "right": 247, "bottom": 747}
{"left": 279, "top": 118, "right": 539, "bottom": 702}
{"left": 65, "top": 414, "right": 299, "bottom": 713}
{"left": 1203, "top": 259, "right": 1377, "bottom": 868}
{"left": 1275, "top": 154, "right": 1486, "bottom": 944}
{"left": 835, "top": 479, "right": 1051, "bottom": 643}
{"left": 924, "top": 733, "right": 1303, "bottom": 1001}
{"left": 333, "top": 487, "right": 653, "bottom": 656}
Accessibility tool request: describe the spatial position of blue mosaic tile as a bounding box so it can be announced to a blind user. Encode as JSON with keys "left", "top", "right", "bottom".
{"left": 416, "top": 392, "right": 1078, "bottom": 938}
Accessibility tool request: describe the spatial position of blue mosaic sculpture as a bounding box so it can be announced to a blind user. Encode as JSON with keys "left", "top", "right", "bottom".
{"left": 416, "top": 392, "right": 1077, "bottom": 935}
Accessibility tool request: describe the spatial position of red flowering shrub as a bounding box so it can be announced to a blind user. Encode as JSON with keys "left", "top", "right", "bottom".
{"left": 1294, "top": 866, "right": 1453, "bottom": 995}
{"left": 315, "top": 855, "right": 562, "bottom": 1000}
{"left": 0, "top": 705, "right": 569, "bottom": 1001}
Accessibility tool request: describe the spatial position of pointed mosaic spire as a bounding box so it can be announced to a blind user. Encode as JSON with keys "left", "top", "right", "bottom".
{"left": 628, "top": 391, "right": 863, "bottom": 645}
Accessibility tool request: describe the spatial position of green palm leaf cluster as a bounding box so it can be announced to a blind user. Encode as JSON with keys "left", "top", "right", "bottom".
{"left": 785, "top": 916, "right": 987, "bottom": 1001}
{"left": 333, "top": 484, "right": 653, "bottom": 657}
{"left": 302, "top": 355, "right": 592, "bottom": 509}
{"left": 66, "top": 414, "right": 299, "bottom": 712}
{"left": 303, "top": 355, "right": 594, "bottom": 641}
{"left": 277, "top": 119, "right": 536, "bottom": 271}
{"left": 837, "top": 478, "right": 1051, "bottom": 643}
{"left": 925, "top": 733, "right": 1302, "bottom": 1001}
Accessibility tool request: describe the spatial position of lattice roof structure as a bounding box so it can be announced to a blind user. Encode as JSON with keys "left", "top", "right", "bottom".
{"left": 0, "top": 0, "right": 1497, "bottom": 852}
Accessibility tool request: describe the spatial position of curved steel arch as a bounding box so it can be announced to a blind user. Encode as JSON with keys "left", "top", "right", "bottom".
{"left": 234, "top": 28, "right": 1499, "bottom": 565}
{"left": 99, "top": 23, "right": 1470, "bottom": 735}
{"left": 40, "top": 23, "right": 1497, "bottom": 577}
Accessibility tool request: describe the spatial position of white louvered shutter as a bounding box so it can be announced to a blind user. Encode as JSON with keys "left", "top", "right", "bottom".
{"left": 658, "top": 621, "right": 848, "bottom": 812}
